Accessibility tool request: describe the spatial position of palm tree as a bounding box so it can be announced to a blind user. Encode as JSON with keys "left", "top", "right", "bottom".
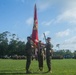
{"left": 56, "top": 44, "right": 60, "bottom": 50}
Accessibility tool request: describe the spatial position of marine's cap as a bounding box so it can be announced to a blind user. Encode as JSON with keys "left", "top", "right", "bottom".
{"left": 39, "top": 40, "right": 41, "bottom": 42}
{"left": 47, "top": 37, "right": 51, "bottom": 39}
{"left": 27, "top": 36, "right": 32, "bottom": 39}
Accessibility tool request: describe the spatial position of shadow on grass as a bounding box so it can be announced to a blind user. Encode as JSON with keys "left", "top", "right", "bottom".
{"left": 0, "top": 72, "right": 26, "bottom": 75}
{"left": 0, "top": 69, "right": 49, "bottom": 75}
{"left": 0, "top": 71, "right": 48, "bottom": 75}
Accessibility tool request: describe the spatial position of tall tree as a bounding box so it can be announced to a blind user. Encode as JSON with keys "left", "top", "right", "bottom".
{"left": 0, "top": 31, "right": 9, "bottom": 57}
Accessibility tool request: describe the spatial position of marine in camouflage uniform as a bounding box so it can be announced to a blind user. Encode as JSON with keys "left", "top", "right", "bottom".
{"left": 38, "top": 41, "right": 44, "bottom": 71}
{"left": 46, "top": 37, "right": 53, "bottom": 73}
{"left": 25, "top": 36, "right": 34, "bottom": 73}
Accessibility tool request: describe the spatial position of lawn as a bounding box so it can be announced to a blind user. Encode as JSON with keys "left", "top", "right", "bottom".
{"left": 0, "top": 59, "right": 76, "bottom": 75}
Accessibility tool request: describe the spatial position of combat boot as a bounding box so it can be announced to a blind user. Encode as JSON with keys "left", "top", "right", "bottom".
{"left": 26, "top": 70, "right": 32, "bottom": 74}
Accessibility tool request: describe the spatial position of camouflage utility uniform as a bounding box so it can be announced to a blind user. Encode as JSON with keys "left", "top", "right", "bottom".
{"left": 46, "top": 37, "right": 53, "bottom": 72}
{"left": 38, "top": 41, "right": 44, "bottom": 71}
{"left": 25, "top": 37, "right": 33, "bottom": 73}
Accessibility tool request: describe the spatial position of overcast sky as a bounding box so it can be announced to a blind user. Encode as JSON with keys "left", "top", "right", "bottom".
{"left": 0, "top": 0, "right": 76, "bottom": 52}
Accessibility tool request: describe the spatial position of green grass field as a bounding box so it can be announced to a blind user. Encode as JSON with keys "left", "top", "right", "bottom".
{"left": 0, "top": 59, "right": 76, "bottom": 75}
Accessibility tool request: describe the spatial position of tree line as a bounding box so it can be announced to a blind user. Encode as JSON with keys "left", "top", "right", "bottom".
{"left": 53, "top": 50, "right": 76, "bottom": 59}
{"left": 0, "top": 31, "right": 76, "bottom": 59}
{"left": 0, "top": 31, "right": 26, "bottom": 58}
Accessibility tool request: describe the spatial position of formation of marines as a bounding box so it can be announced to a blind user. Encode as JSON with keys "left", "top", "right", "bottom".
{"left": 25, "top": 36, "right": 53, "bottom": 74}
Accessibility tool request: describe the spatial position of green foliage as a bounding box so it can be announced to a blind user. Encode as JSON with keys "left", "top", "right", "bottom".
{"left": 0, "top": 31, "right": 9, "bottom": 56}
{"left": 53, "top": 50, "right": 74, "bottom": 59}
{"left": 73, "top": 51, "right": 76, "bottom": 58}
{"left": 0, "top": 59, "right": 76, "bottom": 75}
{"left": 0, "top": 31, "right": 26, "bottom": 57}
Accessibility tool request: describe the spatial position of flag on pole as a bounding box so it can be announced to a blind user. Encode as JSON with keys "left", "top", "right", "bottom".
{"left": 31, "top": 4, "right": 38, "bottom": 46}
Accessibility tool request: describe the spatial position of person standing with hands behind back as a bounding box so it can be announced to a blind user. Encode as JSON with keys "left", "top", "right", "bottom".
{"left": 46, "top": 37, "right": 53, "bottom": 73}
{"left": 25, "top": 36, "right": 34, "bottom": 74}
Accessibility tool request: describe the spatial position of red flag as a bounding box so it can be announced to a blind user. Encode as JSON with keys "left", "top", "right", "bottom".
{"left": 32, "top": 4, "right": 38, "bottom": 46}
